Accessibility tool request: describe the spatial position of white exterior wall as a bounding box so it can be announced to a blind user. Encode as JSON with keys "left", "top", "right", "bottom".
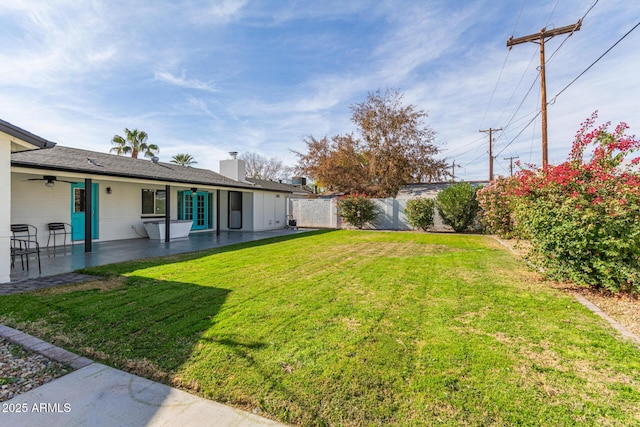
{"left": 11, "top": 173, "right": 71, "bottom": 245}
{"left": 10, "top": 174, "right": 188, "bottom": 244}
{"left": 100, "top": 181, "right": 180, "bottom": 241}
{"left": 0, "top": 138, "right": 10, "bottom": 283}
{"left": 252, "top": 191, "right": 286, "bottom": 231}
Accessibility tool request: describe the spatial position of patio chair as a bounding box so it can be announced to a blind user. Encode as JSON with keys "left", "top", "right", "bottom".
{"left": 10, "top": 224, "right": 42, "bottom": 274}
{"left": 11, "top": 224, "right": 38, "bottom": 241}
{"left": 47, "top": 222, "right": 74, "bottom": 250}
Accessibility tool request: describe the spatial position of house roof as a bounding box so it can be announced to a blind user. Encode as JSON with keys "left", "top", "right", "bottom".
{"left": 0, "top": 118, "right": 57, "bottom": 149}
{"left": 11, "top": 145, "right": 287, "bottom": 191}
{"left": 245, "top": 177, "right": 312, "bottom": 194}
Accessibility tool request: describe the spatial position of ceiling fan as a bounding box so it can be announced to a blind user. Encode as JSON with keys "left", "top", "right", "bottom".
{"left": 24, "top": 175, "right": 77, "bottom": 188}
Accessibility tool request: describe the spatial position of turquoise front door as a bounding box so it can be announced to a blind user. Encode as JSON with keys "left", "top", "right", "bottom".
{"left": 178, "top": 191, "right": 210, "bottom": 230}
{"left": 71, "top": 183, "right": 99, "bottom": 241}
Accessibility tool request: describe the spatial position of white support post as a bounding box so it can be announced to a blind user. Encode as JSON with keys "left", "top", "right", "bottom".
{"left": 0, "top": 139, "right": 11, "bottom": 283}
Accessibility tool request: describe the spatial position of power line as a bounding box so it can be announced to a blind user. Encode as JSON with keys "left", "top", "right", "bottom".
{"left": 494, "top": 110, "right": 542, "bottom": 158}
{"left": 444, "top": 135, "right": 486, "bottom": 157}
{"left": 529, "top": 99, "right": 539, "bottom": 163}
{"left": 512, "top": 0, "right": 527, "bottom": 35}
{"left": 493, "top": 110, "right": 538, "bottom": 155}
{"left": 495, "top": 158, "right": 510, "bottom": 176}
{"left": 507, "top": 21, "right": 583, "bottom": 166}
{"left": 479, "top": 51, "right": 511, "bottom": 130}
{"left": 480, "top": 128, "right": 502, "bottom": 181}
{"left": 547, "top": 0, "right": 599, "bottom": 64}
{"left": 550, "top": 20, "right": 640, "bottom": 104}
{"left": 492, "top": 0, "right": 568, "bottom": 140}
{"left": 479, "top": 0, "right": 528, "bottom": 130}
{"left": 500, "top": 73, "right": 539, "bottom": 134}
{"left": 460, "top": 149, "right": 489, "bottom": 169}
{"left": 545, "top": 0, "right": 561, "bottom": 27}
{"left": 478, "top": 0, "right": 527, "bottom": 129}
{"left": 503, "top": 156, "right": 520, "bottom": 176}
{"left": 494, "top": 49, "right": 538, "bottom": 128}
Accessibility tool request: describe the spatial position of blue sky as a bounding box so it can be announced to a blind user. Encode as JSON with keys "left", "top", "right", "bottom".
{"left": 1, "top": 0, "right": 638, "bottom": 181}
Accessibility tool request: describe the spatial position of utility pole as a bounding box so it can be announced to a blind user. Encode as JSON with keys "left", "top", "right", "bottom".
{"left": 451, "top": 160, "right": 455, "bottom": 182}
{"left": 507, "top": 20, "right": 581, "bottom": 167}
{"left": 503, "top": 156, "right": 519, "bottom": 176}
{"left": 479, "top": 128, "right": 501, "bottom": 181}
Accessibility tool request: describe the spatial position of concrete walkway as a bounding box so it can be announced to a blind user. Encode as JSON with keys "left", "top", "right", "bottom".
{"left": 8, "top": 229, "right": 313, "bottom": 282}
{"left": 0, "top": 325, "right": 287, "bottom": 427}
{"left": 0, "top": 273, "right": 100, "bottom": 296}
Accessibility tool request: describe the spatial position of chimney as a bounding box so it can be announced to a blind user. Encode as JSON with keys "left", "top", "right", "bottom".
{"left": 219, "top": 151, "right": 247, "bottom": 182}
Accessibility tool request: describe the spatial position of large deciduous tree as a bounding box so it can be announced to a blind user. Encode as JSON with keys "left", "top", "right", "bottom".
{"left": 110, "top": 128, "right": 159, "bottom": 159}
{"left": 295, "top": 89, "right": 447, "bottom": 197}
{"left": 240, "top": 152, "right": 289, "bottom": 181}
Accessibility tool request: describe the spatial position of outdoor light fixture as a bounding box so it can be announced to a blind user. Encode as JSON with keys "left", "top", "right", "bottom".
{"left": 191, "top": 187, "right": 197, "bottom": 194}
{"left": 45, "top": 180, "right": 55, "bottom": 189}
{"left": 106, "top": 187, "right": 112, "bottom": 194}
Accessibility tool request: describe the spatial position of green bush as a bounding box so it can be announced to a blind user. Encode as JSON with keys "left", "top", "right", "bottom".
{"left": 435, "top": 182, "right": 480, "bottom": 232}
{"left": 338, "top": 193, "right": 379, "bottom": 229}
{"left": 405, "top": 198, "right": 435, "bottom": 231}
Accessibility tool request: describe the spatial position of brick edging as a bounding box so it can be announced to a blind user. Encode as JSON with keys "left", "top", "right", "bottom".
{"left": 490, "top": 235, "right": 640, "bottom": 345}
{"left": 0, "top": 324, "right": 93, "bottom": 370}
{"left": 571, "top": 294, "right": 640, "bottom": 344}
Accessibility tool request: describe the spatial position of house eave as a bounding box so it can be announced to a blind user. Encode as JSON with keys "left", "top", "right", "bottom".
{"left": 11, "top": 162, "right": 291, "bottom": 193}
{"left": 0, "top": 119, "right": 57, "bottom": 149}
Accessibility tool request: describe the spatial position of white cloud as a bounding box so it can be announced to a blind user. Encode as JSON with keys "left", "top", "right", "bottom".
{"left": 186, "top": 0, "right": 248, "bottom": 25}
{"left": 2, "top": 0, "right": 638, "bottom": 183}
{"left": 154, "top": 71, "right": 219, "bottom": 93}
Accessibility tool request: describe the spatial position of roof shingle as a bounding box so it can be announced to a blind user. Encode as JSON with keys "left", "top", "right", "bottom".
{"left": 11, "top": 145, "right": 276, "bottom": 190}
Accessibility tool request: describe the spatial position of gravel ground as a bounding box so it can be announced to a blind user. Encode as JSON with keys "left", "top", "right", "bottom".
{"left": 0, "top": 337, "right": 72, "bottom": 402}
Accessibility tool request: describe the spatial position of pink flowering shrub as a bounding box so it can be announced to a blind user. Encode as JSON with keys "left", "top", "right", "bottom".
{"left": 492, "top": 112, "right": 640, "bottom": 293}
{"left": 477, "top": 176, "right": 519, "bottom": 237}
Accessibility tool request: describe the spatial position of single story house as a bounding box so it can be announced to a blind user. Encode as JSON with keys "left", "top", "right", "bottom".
{"left": 2, "top": 118, "right": 292, "bottom": 283}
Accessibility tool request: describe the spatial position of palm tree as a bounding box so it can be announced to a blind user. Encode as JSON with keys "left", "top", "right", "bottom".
{"left": 110, "top": 128, "right": 159, "bottom": 159}
{"left": 170, "top": 153, "right": 197, "bottom": 167}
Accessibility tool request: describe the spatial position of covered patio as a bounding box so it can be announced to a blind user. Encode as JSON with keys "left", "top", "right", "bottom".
{"left": 8, "top": 229, "right": 312, "bottom": 283}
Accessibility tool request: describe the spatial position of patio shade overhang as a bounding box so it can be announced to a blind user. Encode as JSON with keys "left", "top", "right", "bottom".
{"left": 11, "top": 145, "right": 292, "bottom": 194}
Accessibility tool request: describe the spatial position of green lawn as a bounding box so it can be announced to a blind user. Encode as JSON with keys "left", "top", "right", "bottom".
{"left": 1, "top": 230, "right": 639, "bottom": 426}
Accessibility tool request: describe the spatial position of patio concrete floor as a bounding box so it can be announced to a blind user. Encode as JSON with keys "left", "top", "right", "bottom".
{"left": 9, "top": 229, "right": 313, "bottom": 283}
